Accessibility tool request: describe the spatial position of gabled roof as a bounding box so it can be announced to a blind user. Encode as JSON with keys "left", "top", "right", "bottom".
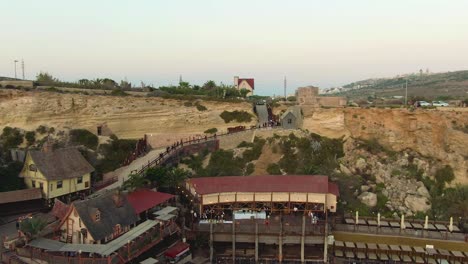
{"left": 51, "top": 199, "right": 70, "bottom": 219}
{"left": 188, "top": 175, "right": 339, "bottom": 196}
{"left": 27, "top": 148, "right": 94, "bottom": 180}
{"left": 281, "top": 106, "right": 302, "bottom": 120}
{"left": 237, "top": 78, "right": 255, "bottom": 89}
{"left": 127, "top": 189, "right": 174, "bottom": 214}
{"left": 0, "top": 188, "right": 42, "bottom": 204}
{"left": 72, "top": 191, "right": 138, "bottom": 241}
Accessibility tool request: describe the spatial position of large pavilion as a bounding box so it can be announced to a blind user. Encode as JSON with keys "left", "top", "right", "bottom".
{"left": 184, "top": 175, "right": 339, "bottom": 218}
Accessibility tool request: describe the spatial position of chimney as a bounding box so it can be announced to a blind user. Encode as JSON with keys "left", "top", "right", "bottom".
{"left": 42, "top": 137, "right": 53, "bottom": 153}
{"left": 234, "top": 76, "right": 239, "bottom": 89}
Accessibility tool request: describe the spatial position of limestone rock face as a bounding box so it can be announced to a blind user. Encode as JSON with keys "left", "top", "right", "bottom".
{"left": 340, "top": 163, "right": 352, "bottom": 176}
{"left": 417, "top": 185, "right": 431, "bottom": 199}
{"left": 358, "top": 192, "right": 377, "bottom": 207}
{"left": 404, "top": 195, "right": 431, "bottom": 212}
{"left": 355, "top": 158, "right": 367, "bottom": 172}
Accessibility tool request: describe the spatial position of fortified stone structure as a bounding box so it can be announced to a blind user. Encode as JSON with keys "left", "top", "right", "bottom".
{"left": 296, "top": 86, "right": 347, "bottom": 108}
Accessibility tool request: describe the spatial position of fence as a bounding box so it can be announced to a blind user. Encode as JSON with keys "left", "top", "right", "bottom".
{"left": 135, "top": 124, "right": 282, "bottom": 177}
{"left": 14, "top": 222, "right": 178, "bottom": 264}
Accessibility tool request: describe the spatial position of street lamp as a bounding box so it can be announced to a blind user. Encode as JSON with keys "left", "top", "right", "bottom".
{"left": 14, "top": 60, "right": 18, "bottom": 79}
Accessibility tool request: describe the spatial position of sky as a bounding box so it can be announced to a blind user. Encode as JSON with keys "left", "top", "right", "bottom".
{"left": 2, "top": 0, "right": 468, "bottom": 95}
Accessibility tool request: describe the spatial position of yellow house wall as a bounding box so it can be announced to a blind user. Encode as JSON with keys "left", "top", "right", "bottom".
{"left": 21, "top": 153, "right": 91, "bottom": 199}
{"left": 326, "top": 193, "right": 337, "bottom": 213}
{"left": 59, "top": 207, "right": 96, "bottom": 244}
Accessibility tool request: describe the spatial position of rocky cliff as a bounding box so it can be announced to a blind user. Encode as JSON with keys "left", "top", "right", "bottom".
{"left": 0, "top": 90, "right": 255, "bottom": 139}
{"left": 1, "top": 89, "right": 466, "bottom": 183}
{"left": 302, "top": 107, "right": 468, "bottom": 184}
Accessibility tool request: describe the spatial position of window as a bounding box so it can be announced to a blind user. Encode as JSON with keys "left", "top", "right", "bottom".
{"left": 288, "top": 119, "right": 292, "bottom": 124}
{"left": 85, "top": 181, "right": 90, "bottom": 188}
{"left": 77, "top": 176, "right": 83, "bottom": 184}
{"left": 29, "top": 164, "right": 37, "bottom": 172}
{"left": 57, "top": 181, "right": 63, "bottom": 189}
{"left": 39, "top": 182, "right": 44, "bottom": 190}
{"left": 50, "top": 183, "right": 53, "bottom": 191}
{"left": 95, "top": 211, "right": 101, "bottom": 222}
{"left": 31, "top": 180, "right": 36, "bottom": 188}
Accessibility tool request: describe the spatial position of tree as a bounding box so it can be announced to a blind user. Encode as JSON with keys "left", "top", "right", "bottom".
{"left": 20, "top": 217, "right": 47, "bottom": 240}
{"left": 166, "top": 168, "right": 190, "bottom": 189}
{"left": 25, "top": 131, "right": 36, "bottom": 146}
{"left": 239, "top": 88, "right": 250, "bottom": 98}
{"left": 0, "top": 162, "right": 25, "bottom": 192}
{"left": 202, "top": 80, "right": 217, "bottom": 90}
{"left": 36, "top": 72, "right": 58, "bottom": 84}
{"left": 1, "top": 127, "right": 23, "bottom": 149}
{"left": 435, "top": 165, "right": 455, "bottom": 189}
{"left": 122, "top": 173, "right": 150, "bottom": 191}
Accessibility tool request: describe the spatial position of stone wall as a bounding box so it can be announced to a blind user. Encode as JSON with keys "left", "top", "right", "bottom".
{"left": 0, "top": 80, "right": 34, "bottom": 87}
{"left": 296, "top": 86, "right": 346, "bottom": 107}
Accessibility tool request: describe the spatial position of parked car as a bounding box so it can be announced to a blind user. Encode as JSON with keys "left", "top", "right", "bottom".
{"left": 432, "top": 101, "right": 449, "bottom": 107}
{"left": 416, "top": 101, "right": 431, "bottom": 107}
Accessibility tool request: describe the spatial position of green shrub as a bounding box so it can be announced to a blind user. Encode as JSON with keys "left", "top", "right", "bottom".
{"left": 0, "top": 162, "right": 25, "bottom": 192}
{"left": 204, "top": 128, "right": 218, "bottom": 134}
{"left": 69, "top": 129, "right": 98, "bottom": 149}
{"left": 237, "top": 141, "right": 254, "bottom": 148}
{"left": 25, "top": 131, "right": 36, "bottom": 146}
{"left": 405, "top": 164, "right": 423, "bottom": 181}
{"left": 195, "top": 102, "right": 207, "bottom": 111}
{"left": 267, "top": 163, "right": 282, "bottom": 175}
{"left": 0, "top": 127, "right": 23, "bottom": 149}
{"left": 220, "top": 110, "right": 253, "bottom": 123}
{"left": 183, "top": 102, "right": 193, "bottom": 107}
{"left": 110, "top": 89, "right": 129, "bottom": 96}
{"left": 434, "top": 165, "right": 455, "bottom": 188}
{"left": 36, "top": 125, "right": 48, "bottom": 134}
{"left": 95, "top": 135, "right": 137, "bottom": 174}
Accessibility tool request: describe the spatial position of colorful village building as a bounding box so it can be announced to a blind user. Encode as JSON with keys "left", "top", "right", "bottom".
{"left": 19, "top": 147, "right": 94, "bottom": 205}
{"left": 234, "top": 76, "right": 254, "bottom": 96}
{"left": 57, "top": 191, "right": 138, "bottom": 244}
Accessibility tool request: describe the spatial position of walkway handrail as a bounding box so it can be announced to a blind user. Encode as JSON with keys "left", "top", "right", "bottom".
{"left": 135, "top": 124, "right": 282, "bottom": 176}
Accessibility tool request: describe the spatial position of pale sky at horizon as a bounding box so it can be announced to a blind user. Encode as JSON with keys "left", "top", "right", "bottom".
{"left": 2, "top": 0, "right": 468, "bottom": 95}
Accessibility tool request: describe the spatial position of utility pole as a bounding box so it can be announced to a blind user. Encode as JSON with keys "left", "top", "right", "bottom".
{"left": 405, "top": 79, "right": 408, "bottom": 106}
{"left": 21, "top": 59, "right": 25, "bottom": 80}
{"left": 284, "top": 76, "right": 287, "bottom": 99}
{"left": 14, "top": 60, "right": 18, "bottom": 79}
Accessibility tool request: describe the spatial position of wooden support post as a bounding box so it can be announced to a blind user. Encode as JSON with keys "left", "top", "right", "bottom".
{"left": 210, "top": 222, "right": 214, "bottom": 263}
{"left": 301, "top": 215, "right": 305, "bottom": 263}
{"left": 279, "top": 215, "right": 283, "bottom": 263}
{"left": 232, "top": 218, "right": 236, "bottom": 264}
{"left": 255, "top": 222, "right": 259, "bottom": 263}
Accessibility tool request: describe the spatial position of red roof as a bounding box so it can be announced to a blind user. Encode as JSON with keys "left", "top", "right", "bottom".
{"left": 51, "top": 199, "right": 70, "bottom": 220}
{"left": 188, "top": 175, "right": 338, "bottom": 196}
{"left": 127, "top": 189, "right": 174, "bottom": 214}
{"left": 237, "top": 78, "right": 255, "bottom": 89}
{"left": 165, "top": 242, "right": 190, "bottom": 258}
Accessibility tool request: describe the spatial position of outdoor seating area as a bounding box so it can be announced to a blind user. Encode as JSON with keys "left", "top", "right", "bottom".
{"left": 338, "top": 217, "right": 465, "bottom": 241}
{"left": 333, "top": 240, "right": 468, "bottom": 264}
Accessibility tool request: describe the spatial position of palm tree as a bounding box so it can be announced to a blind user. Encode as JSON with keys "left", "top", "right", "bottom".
{"left": 122, "top": 173, "right": 150, "bottom": 191}
{"left": 20, "top": 217, "right": 47, "bottom": 240}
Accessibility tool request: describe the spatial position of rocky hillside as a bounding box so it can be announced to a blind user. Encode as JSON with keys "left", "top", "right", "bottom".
{"left": 301, "top": 107, "right": 468, "bottom": 185}
{"left": 1, "top": 89, "right": 466, "bottom": 184}
{"left": 324, "top": 70, "right": 468, "bottom": 100}
{"left": 0, "top": 89, "right": 255, "bottom": 138}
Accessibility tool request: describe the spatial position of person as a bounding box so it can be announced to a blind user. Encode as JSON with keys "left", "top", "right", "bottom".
{"left": 16, "top": 221, "right": 19, "bottom": 230}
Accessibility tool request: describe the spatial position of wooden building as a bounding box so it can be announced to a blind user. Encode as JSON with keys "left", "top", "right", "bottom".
{"left": 280, "top": 106, "right": 303, "bottom": 129}
{"left": 57, "top": 191, "right": 138, "bottom": 244}
{"left": 19, "top": 147, "right": 94, "bottom": 204}
{"left": 184, "top": 175, "right": 339, "bottom": 217}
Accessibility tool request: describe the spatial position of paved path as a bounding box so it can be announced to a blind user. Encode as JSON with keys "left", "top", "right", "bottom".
{"left": 256, "top": 104, "right": 269, "bottom": 125}
{"left": 102, "top": 147, "right": 166, "bottom": 191}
